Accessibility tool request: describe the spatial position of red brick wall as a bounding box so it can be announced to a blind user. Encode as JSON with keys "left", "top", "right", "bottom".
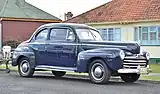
{"left": 2, "top": 20, "right": 51, "bottom": 42}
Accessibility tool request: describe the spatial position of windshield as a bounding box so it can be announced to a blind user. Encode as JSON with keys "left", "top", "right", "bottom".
{"left": 75, "top": 29, "right": 103, "bottom": 41}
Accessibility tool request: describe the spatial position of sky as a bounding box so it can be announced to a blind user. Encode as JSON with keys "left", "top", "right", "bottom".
{"left": 26, "top": 0, "right": 111, "bottom": 20}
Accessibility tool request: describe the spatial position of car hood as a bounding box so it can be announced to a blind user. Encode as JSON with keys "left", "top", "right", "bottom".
{"left": 80, "top": 41, "right": 140, "bottom": 54}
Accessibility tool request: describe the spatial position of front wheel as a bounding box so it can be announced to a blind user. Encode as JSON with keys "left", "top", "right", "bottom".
{"left": 52, "top": 71, "right": 66, "bottom": 77}
{"left": 18, "top": 57, "right": 34, "bottom": 77}
{"left": 120, "top": 73, "right": 140, "bottom": 83}
{"left": 88, "top": 59, "right": 111, "bottom": 84}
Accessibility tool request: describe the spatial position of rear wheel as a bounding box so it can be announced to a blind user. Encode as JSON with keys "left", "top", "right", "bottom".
{"left": 52, "top": 71, "right": 66, "bottom": 77}
{"left": 88, "top": 59, "right": 111, "bottom": 84}
{"left": 120, "top": 73, "right": 140, "bottom": 83}
{"left": 18, "top": 57, "right": 34, "bottom": 77}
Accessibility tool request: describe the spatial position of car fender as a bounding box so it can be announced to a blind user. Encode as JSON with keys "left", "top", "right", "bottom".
{"left": 12, "top": 46, "right": 36, "bottom": 68}
{"left": 76, "top": 48, "right": 123, "bottom": 72}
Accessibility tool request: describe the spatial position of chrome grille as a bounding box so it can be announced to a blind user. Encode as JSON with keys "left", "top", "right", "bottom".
{"left": 123, "top": 55, "right": 147, "bottom": 69}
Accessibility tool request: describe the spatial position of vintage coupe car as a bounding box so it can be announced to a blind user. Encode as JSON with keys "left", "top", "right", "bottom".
{"left": 12, "top": 23, "right": 150, "bottom": 84}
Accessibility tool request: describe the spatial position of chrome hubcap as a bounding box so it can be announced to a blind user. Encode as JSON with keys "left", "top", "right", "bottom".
{"left": 94, "top": 66, "right": 103, "bottom": 78}
{"left": 22, "top": 63, "right": 28, "bottom": 72}
{"left": 91, "top": 63, "right": 104, "bottom": 81}
{"left": 20, "top": 60, "right": 29, "bottom": 73}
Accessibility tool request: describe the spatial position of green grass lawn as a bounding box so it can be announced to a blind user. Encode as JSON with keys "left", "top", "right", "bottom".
{"left": 0, "top": 64, "right": 9, "bottom": 69}
{"left": 139, "top": 64, "right": 160, "bottom": 81}
{"left": 0, "top": 64, "right": 17, "bottom": 70}
{"left": 149, "top": 64, "right": 160, "bottom": 73}
{"left": 140, "top": 76, "right": 160, "bottom": 81}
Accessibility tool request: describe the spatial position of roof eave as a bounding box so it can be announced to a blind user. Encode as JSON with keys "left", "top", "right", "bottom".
{"left": 87, "top": 19, "right": 160, "bottom": 25}
{"left": 0, "top": 17, "right": 62, "bottom": 23}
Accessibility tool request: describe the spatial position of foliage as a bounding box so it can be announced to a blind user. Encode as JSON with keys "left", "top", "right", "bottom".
{"left": 3, "top": 40, "right": 21, "bottom": 48}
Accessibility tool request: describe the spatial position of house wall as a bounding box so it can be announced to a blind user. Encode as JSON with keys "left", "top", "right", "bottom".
{"left": 89, "top": 21, "right": 160, "bottom": 63}
{"left": 2, "top": 20, "right": 51, "bottom": 42}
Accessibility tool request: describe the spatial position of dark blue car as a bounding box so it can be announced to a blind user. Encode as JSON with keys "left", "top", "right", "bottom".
{"left": 12, "top": 23, "right": 150, "bottom": 84}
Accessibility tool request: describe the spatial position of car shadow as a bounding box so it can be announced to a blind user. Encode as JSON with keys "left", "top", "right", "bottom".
{"left": 33, "top": 74, "right": 91, "bottom": 83}
{"left": 7, "top": 71, "right": 146, "bottom": 86}
{"left": 31, "top": 74, "right": 144, "bottom": 86}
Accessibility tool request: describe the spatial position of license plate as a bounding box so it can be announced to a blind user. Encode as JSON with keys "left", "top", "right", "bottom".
{"left": 140, "top": 68, "right": 148, "bottom": 74}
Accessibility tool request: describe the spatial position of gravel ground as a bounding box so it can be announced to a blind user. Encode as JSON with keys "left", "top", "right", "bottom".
{"left": 0, "top": 71, "right": 159, "bottom": 94}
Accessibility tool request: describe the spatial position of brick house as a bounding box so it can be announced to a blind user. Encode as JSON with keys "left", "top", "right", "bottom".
{"left": 0, "top": 0, "right": 61, "bottom": 48}
{"left": 65, "top": 0, "right": 160, "bottom": 63}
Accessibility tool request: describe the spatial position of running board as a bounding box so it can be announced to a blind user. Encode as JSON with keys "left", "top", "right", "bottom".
{"left": 35, "top": 65, "right": 77, "bottom": 72}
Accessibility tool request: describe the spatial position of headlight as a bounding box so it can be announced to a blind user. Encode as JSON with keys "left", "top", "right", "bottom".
{"left": 119, "top": 50, "right": 125, "bottom": 60}
{"left": 140, "top": 47, "right": 146, "bottom": 55}
{"left": 140, "top": 47, "right": 150, "bottom": 60}
{"left": 145, "top": 52, "right": 150, "bottom": 60}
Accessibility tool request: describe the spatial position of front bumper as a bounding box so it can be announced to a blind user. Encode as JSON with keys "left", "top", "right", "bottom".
{"left": 117, "top": 53, "right": 151, "bottom": 74}
{"left": 118, "top": 65, "right": 151, "bottom": 74}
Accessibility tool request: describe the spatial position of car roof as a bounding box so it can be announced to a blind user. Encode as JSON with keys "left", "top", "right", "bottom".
{"left": 29, "top": 23, "right": 99, "bottom": 42}
{"left": 38, "top": 23, "right": 95, "bottom": 29}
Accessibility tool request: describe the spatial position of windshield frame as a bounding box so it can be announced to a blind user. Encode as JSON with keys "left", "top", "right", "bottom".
{"left": 75, "top": 28, "right": 103, "bottom": 42}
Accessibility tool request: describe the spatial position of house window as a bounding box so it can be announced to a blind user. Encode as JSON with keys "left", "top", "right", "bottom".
{"left": 134, "top": 26, "right": 160, "bottom": 45}
{"left": 97, "top": 28, "right": 121, "bottom": 41}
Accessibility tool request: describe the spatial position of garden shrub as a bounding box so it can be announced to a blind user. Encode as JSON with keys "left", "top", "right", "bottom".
{"left": 3, "top": 40, "right": 21, "bottom": 48}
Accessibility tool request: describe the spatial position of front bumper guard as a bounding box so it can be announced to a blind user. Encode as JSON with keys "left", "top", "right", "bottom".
{"left": 118, "top": 65, "right": 151, "bottom": 74}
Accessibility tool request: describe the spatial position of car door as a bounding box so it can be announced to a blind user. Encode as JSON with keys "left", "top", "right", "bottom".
{"left": 46, "top": 27, "right": 77, "bottom": 67}
{"left": 30, "top": 28, "right": 49, "bottom": 65}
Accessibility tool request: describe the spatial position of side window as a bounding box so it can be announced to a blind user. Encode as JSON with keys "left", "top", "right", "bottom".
{"left": 50, "top": 28, "right": 75, "bottom": 41}
{"left": 66, "top": 29, "right": 75, "bottom": 41}
{"left": 35, "top": 29, "right": 48, "bottom": 41}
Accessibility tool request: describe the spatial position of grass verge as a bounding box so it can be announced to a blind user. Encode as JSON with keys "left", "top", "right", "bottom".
{"left": 149, "top": 64, "right": 160, "bottom": 73}
{"left": 140, "top": 76, "right": 160, "bottom": 81}
{"left": 0, "top": 64, "right": 17, "bottom": 71}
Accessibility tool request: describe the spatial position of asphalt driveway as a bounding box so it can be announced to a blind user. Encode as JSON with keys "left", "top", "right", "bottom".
{"left": 0, "top": 71, "right": 159, "bottom": 94}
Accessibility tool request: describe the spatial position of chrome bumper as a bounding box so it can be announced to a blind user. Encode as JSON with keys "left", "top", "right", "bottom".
{"left": 118, "top": 65, "right": 151, "bottom": 74}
